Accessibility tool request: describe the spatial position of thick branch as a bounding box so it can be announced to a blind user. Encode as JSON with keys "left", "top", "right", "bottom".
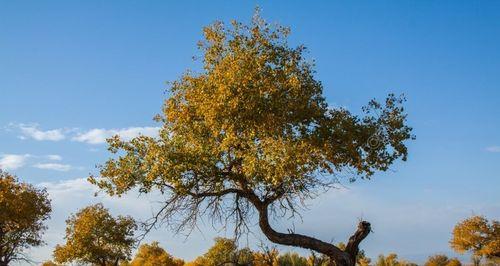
{"left": 241, "top": 191, "right": 369, "bottom": 266}
{"left": 168, "top": 180, "right": 371, "bottom": 266}
{"left": 345, "top": 221, "right": 371, "bottom": 263}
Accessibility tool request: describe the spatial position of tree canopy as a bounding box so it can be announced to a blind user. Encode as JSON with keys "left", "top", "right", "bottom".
{"left": 424, "top": 254, "right": 462, "bottom": 266}
{"left": 91, "top": 12, "right": 413, "bottom": 266}
{"left": 450, "top": 215, "right": 499, "bottom": 265}
{"left": 127, "top": 241, "right": 184, "bottom": 266}
{"left": 53, "top": 203, "right": 137, "bottom": 266}
{"left": 187, "top": 237, "right": 253, "bottom": 266}
{"left": 374, "top": 253, "right": 417, "bottom": 266}
{"left": 0, "top": 171, "right": 51, "bottom": 265}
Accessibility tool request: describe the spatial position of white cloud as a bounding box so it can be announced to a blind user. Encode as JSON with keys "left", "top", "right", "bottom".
{"left": 0, "top": 154, "right": 30, "bottom": 170}
{"left": 485, "top": 146, "right": 500, "bottom": 153}
{"left": 17, "top": 124, "right": 66, "bottom": 141}
{"left": 46, "top": 154, "right": 63, "bottom": 161}
{"left": 72, "top": 126, "right": 160, "bottom": 144}
{"left": 33, "top": 163, "right": 72, "bottom": 172}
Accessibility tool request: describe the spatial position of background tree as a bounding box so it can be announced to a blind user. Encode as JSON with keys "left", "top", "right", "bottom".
{"left": 445, "top": 258, "right": 462, "bottom": 266}
{"left": 0, "top": 171, "right": 51, "bottom": 266}
{"left": 277, "top": 252, "right": 308, "bottom": 266}
{"left": 450, "top": 215, "right": 499, "bottom": 265}
{"left": 128, "top": 241, "right": 183, "bottom": 266}
{"left": 53, "top": 203, "right": 137, "bottom": 266}
{"left": 40, "top": 261, "right": 59, "bottom": 266}
{"left": 91, "top": 11, "right": 413, "bottom": 266}
{"left": 253, "top": 245, "right": 279, "bottom": 266}
{"left": 188, "top": 237, "right": 253, "bottom": 266}
{"left": 375, "top": 253, "right": 417, "bottom": 266}
{"left": 424, "top": 254, "right": 462, "bottom": 266}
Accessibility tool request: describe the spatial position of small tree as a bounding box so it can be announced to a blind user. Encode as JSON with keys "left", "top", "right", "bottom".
{"left": 0, "top": 171, "right": 51, "bottom": 265}
{"left": 375, "top": 253, "right": 416, "bottom": 266}
{"left": 190, "top": 237, "right": 253, "bottom": 266}
{"left": 424, "top": 254, "right": 449, "bottom": 266}
{"left": 424, "top": 254, "right": 462, "bottom": 266}
{"left": 277, "top": 252, "right": 308, "bottom": 266}
{"left": 40, "top": 261, "right": 59, "bottom": 266}
{"left": 53, "top": 203, "right": 137, "bottom": 266}
{"left": 450, "top": 215, "right": 499, "bottom": 264}
{"left": 129, "top": 241, "right": 184, "bottom": 266}
{"left": 91, "top": 12, "right": 413, "bottom": 266}
{"left": 446, "top": 258, "right": 462, "bottom": 266}
{"left": 253, "top": 245, "right": 279, "bottom": 266}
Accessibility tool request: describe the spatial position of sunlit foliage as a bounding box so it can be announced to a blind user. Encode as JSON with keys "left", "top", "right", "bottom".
{"left": 0, "top": 171, "right": 51, "bottom": 265}
{"left": 187, "top": 237, "right": 253, "bottom": 266}
{"left": 277, "top": 251, "right": 308, "bottom": 266}
{"left": 424, "top": 254, "right": 462, "bottom": 266}
{"left": 53, "top": 203, "right": 137, "bottom": 266}
{"left": 374, "top": 253, "right": 417, "bottom": 266}
{"left": 128, "top": 241, "right": 184, "bottom": 266}
{"left": 450, "top": 215, "right": 499, "bottom": 263}
{"left": 91, "top": 10, "right": 413, "bottom": 265}
{"left": 40, "top": 260, "right": 60, "bottom": 266}
{"left": 253, "top": 246, "right": 280, "bottom": 266}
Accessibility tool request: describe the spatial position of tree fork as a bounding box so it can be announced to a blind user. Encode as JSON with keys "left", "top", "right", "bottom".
{"left": 248, "top": 194, "right": 371, "bottom": 266}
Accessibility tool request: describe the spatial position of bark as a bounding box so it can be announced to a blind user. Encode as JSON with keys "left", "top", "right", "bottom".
{"left": 189, "top": 183, "right": 372, "bottom": 266}
{"left": 245, "top": 192, "right": 371, "bottom": 266}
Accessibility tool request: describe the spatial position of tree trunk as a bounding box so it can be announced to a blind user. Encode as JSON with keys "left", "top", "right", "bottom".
{"left": 250, "top": 198, "right": 371, "bottom": 266}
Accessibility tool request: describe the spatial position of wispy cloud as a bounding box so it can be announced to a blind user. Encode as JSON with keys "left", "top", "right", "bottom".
{"left": 33, "top": 163, "right": 72, "bottom": 172}
{"left": 72, "top": 126, "right": 160, "bottom": 144}
{"left": 485, "top": 146, "right": 500, "bottom": 153}
{"left": 17, "top": 123, "right": 66, "bottom": 141}
{"left": 46, "top": 154, "right": 63, "bottom": 161}
{"left": 0, "top": 154, "right": 31, "bottom": 170}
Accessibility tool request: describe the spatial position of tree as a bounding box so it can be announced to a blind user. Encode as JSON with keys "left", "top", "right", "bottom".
{"left": 253, "top": 245, "right": 279, "bottom": 266}
{"left": 450, "top": 215, "right": 499, "bottom": 264}
{"left": 91, "top": 11, "right": 413, "bottom": 266}
{"left": 129, "top": 241, "right": 184, "bottom": 266}
{"left": 424, "top": 254, "right": 463, "bottom": 266}
{"left": 445, "top": 258, "right": 462, "bottom": 266}
{"left": 53, "top": 203, "right": 137, "bottom": 266}
{"left": 0, "top": 171, "right": 51, "bottom": 266}
{"left": 375, "top": 253, "right": 416, "bottom": 266}
{"left": 424, "top": 254, "right": 449, "bottom": 266}
{"left": 40, "top": 261, "right": 59, "bottom": 266}
{"left": 277, "top": 252, "right": 308, "bottom": 266}
{"left": 189, "top": 237, "right": 253, "bottom": 266}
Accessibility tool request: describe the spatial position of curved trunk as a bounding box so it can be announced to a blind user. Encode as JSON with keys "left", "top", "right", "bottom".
{"left": 251, "top": 199, "right": 370, "bottom": 266}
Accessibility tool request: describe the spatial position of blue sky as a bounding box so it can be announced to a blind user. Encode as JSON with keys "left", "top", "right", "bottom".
{"left": 1, "top": 1, "right": 499, "bottom": 264}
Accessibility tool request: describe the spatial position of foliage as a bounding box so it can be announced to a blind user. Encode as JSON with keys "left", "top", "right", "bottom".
{"left": 277, "top": 252, "right": 308, "bottom": 266}
{"left": 53, "top": 203, "right": 137, "bottom": 266}
{"left": 445, "top": 258, "right": 462, "bottom": 266}
{"left": 424, "top": 254, "right": 462, "bottom": 266}
{"left": 253, "top": 246, "right": 280, "bottom": 266}
{"left": 450, "top": 215, "right": 499, "bottom": 262}
{"left": 90, "top": 10, "right": 412, "bottom": 265}
{"left": 188, "top": 237, "right": 253, "bottom": 266}
{"left": 0, "top": 171, "right": 51, "bottom": 265}
{"left": 40, "top": 261, "right": 60, "bottom": 266}
{"left": 375, "top": 253, "right": 417, "bottom": 266}
{"left": 128, "top": 241, "right": 184, "bottom": 266}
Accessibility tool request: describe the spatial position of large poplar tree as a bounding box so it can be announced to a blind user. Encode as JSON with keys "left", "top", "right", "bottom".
{"left": 91, "top": 12, "right": 413, "bottom": 266}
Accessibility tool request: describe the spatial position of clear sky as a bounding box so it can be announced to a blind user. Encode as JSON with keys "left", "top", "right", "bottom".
{"left": 1, "top": 1, "right": 499, "bottom": 264}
